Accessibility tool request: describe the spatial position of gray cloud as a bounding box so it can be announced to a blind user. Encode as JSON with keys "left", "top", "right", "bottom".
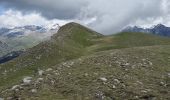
{"left": 1, "top": 0, "right": 88, "bottom": 19}
{"left": 1, "top": 0, "right": 170, "bottom": 34}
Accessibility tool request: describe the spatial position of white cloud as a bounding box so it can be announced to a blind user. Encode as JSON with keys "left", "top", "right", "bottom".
{"left": 0, "top": 9, "right": 97, "bottom": 30}
{"left": 1, "top": 0, "right": 170, "bottom": 34}
{"left": 0, "top": 10, "right": 71, "bottom": 27}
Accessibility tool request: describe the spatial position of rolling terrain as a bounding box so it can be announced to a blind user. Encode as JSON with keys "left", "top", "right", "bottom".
{"left": 0, "top": 22, "right": 170, "bottom": 100}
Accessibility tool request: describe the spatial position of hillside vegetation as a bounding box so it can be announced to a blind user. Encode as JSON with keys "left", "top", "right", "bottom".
{"left": 0, "top": 22, "right": 170, "bottom": 100}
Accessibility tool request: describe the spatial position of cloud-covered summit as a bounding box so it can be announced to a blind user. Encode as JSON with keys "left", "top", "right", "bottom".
{"left": 1, "top": 0, "right": 170, "bottom": 34}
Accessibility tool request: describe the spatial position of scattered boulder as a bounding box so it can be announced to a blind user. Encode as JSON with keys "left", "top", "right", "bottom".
{"left": 46, "top": 68, "right": 53, "bottom": 72}
{"left": 38, "top": 70, "right": 44, "bottom": 76}
{"left": 121, "top": 63, "right": 130, "bottom": 67}
{"left": 11, "top": 85, "right": 20, "bottom": 91}
{"left": 148, "top": 61, "right": 153, "bottom": 66}
{"left": 54, "top": 72, "right": 60, "bottom": 76}
{"left": 84, "top": 73, "right": 88, "bottom": 76}
{"left": 100, "top": 77, "right": 107, "bottom": 82}
{"left": 22, "top": 76, "right": 32, "bottom": 85}
{"left": 35, "top": 78, "right": 44, "bottom": 84}
{"left": 168, "top": 73, "right": 170, "bottom": 77}
{"left": 112, "top": 85, "right": 116, "bottom": 89}
{"left": 95, "top": 91, "right": 105, "bottom": 100}
{"left": 114, "top": 79, "right": 120, "bottom": 84}
{"left": 160, "top": 82, "right": 167, "bottom": 87}
{"left": 31, "top": 89, "right": 37, "bottom": 93}
{"left": 37, "top": 78, "right": 43, "bottom": 82}
{"left": 0, "top": 98, "right": 4, "bottom": 100}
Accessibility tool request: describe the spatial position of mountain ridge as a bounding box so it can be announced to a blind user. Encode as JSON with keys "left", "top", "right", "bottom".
{"left": 122, "top": 24, "right": 170, "bottom": 37}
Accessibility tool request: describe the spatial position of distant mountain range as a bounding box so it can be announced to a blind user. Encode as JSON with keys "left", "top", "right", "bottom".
{"left": 0, "top": 24, "right": 60, "bottom": 57}
{"left": 122, "top": 24, "right": 170, "bottom": 37}
{"left": 0, "top": 24, "right": 60, "bottom": 38}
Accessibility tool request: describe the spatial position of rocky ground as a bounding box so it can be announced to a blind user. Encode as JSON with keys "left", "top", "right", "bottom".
{"left": 1, "top": 45, "right": 170, "bottom": 100}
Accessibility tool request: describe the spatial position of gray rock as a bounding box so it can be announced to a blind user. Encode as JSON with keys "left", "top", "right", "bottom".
{"left": 112, "top": 85, "right": 116, "bottom": 89}
{"left": 0, "top": 98, "right": 4, "bottom": 100}
{"left": 23, "top": 76, "right": 32, "bottom": 85}
{"left": 11, "top": 85, "right": 20, "bottom": 91}
{"left": 121, "top": 63, "right": 130, "bottom": 67}
{"left": 46, "top": 68, "right": 53, "bottom": 72}
{"left": 100, "top": 77, "right": 107, "bottom": 82}
{"left": 38, "top": 70, "right": 44, "bottom": 76}
{"left": 114, "top": 79, "right": 120, "bottom": 84}
{"left": 168, "top": 73, "right": 170, "bottom": 77}
{"left": 31, "top": 89, "right": 37, "bottom": 93}
{"left": 36, "top": 78, "right": 44, "bottom": 83}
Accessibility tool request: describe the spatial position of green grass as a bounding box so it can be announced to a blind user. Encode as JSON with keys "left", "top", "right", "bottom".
{"left": 112, "top": 32, "right": 170, "bottom": 47}
{"left": 87, "top": 32, "right": 170, "bottom": 52}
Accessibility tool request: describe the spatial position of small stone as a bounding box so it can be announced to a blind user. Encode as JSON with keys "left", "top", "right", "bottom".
{"left": 31, "top": 89, "right": 37, "bottom": 93}
{"left": 141, "top": 90, "right": 147, "bottom": 93}
{"left": 160, "top": 82, "right": 167, "bottom": 87}
{"left": 68, "top": 73, "right": 71, "bottom": 75}
{"left": 112, "top": 85, "right": 116, "bottom": 89}
{"left": 121, "top": 63, "right": 130, "bottom": 67}
{"left": 46, "top": 68, "right": 53, "bottom": 72}
{"left": 38, "top": 70, "right": 44, "bottom": 76}
{"left": 15, "top": 89, "right": 19, "bottom": 92}
{"left": 67, "top": 65, "right": 71, "bottom": 68}
{"left": 122, "top": 84, "right": 126, "bottom": 87}
{"left": 11, "top": 85, "right": 20, "bottom": 91}
{"left": 142, "top": 59, "right": 146, "bottom": 61}
{"left": 84, "top": 73, "right": 88, "bottom": 76}
{"left": 114, "top": 79, "right": 120, "bottom": 84}
{"left": 70, "top": 62, "right": 74, "bottom": 66}
{"left": 148, "top": 61, "right": 153, "bottom": 66}
{"left": 100, "top": 77, "right": 107, "bottom": 82}
{"left": 23, "top": 76, "right": 32, "bottom": 85}
{"left": 55, "top": 73, "right": 59, "bottom": 75}
{"left": 51, "top": 80, "right": 55, "bottom": 85}
{"left": 168, "top": 73, "right": 170, "bottom": 77}
{"left": 95, "top": 91, "right": 105, "bottom": 99}
{"left": 134, "top": 96, "right": 139, "bottom": 99}
{"left": 37, "top": 78, "right": 44, "bottom": 83}
{"left": 136, "top": 81, "right": 143, "bottom": 85}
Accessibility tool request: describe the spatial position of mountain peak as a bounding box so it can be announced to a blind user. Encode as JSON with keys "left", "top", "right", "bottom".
{"left": 54, "top": 22, "right": 102, "bottom": 38}
{"left": 57, "top": 22, "right": 84, "bottom": 32}
{"left": 122, "top": 24, "right": 170, "bottom": 37}
{"left": 52, "top": 22, "right": 103, "bottom": 46}
{"left": 154, "top": 24, "right": 166, "bottom": 28}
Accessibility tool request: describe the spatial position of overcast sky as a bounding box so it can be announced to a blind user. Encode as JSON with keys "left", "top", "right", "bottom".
{"left": 0, "top": 0, "right": 170, "bottom": 34}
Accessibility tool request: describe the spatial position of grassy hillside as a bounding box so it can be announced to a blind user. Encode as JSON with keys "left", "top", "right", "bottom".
{"left": 0, "top": 22, "right": 102, "bottom": 90}
{"left": 0, "top": 22, "right": 170, "bottom": 100}
{"left": 88, "top": 32, "right": 170, "bottom": 52}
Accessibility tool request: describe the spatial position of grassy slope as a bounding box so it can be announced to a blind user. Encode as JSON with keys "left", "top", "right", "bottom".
{"left": 88, "top": 32, "right": 170, "bottom": 52}
{"left": 18, "top": 45, "right": 170, "bottom": 100}
{"left": 0, "top": 23, "right": 170, "bottom": 99}
{"left": 0, "top": 22, "right": 102, "bottom": 90}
